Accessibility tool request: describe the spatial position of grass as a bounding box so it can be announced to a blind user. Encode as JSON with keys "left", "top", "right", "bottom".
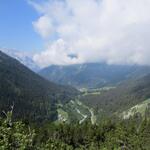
{"left": 57, "top": 108, "right": 69, "bottom": 123}
{"left": 56, "top": 99, "right": 97, "bottom": 124}
{"left": 121, "top": 99, "right": 150, "bottom": 119}
{"left": 81, "top": 86, "right": 116, "bottom": 96}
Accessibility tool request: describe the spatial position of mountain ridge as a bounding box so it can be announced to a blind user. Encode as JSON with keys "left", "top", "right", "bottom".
{"left": 39, "top": 63, "right": 150, "bottom": 89}
{"left": 0, "top": 51, "right": 78, "bottom": 122}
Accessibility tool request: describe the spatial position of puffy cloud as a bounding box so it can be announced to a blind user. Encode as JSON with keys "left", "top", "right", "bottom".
{"left": 30, "top": 0, "right": 150, "bottom": 67}
{"left": 33, "top": 15, "right": 54, "bottom": 38}
{"left": 33, "top": 39, "right": 80, "bottom": 67}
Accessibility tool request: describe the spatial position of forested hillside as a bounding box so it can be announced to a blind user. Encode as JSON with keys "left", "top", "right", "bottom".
{"left": 80, "top": 74, "right": 150, "bottom": 118}
{"left": 0, "top": 110, "right": 150, "bottom": 149}
{"left": 1, "top": 51, "right": 150, "bottom": 149}
{"left": 0, "top": 51, "right": 78, "bottom": 122}
{"left": 39, "top": 63, "right": 150, "bottom": 89}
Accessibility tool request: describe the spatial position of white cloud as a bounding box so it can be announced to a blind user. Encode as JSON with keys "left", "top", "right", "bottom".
{"left": 33, "top": 15, "right": 54, "bottom": 38}
{"left": 30, "top": 0, "right": 150, "bottom": 67}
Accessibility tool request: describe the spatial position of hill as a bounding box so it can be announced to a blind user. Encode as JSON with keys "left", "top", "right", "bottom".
{"left": 0, "top": 51, "right": 78, "bottom": 122}
{"left": 55, "top": 74, "right": 150, "bottom": 124}
{"left": 120, "top": 98, "right": 150, "bottom": 119}
{"left": 79, "top": 74, "right": 150, "bottom": 119}
{"left": 39, "top": 63, "right": 150, "bottom": 89}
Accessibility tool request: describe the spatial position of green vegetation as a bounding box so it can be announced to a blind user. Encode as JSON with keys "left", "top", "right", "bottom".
{"left": 56, "top": 98, "right": 100, "bottom": 124}
{"left": 121, "top": 99, "right": 150, "bottom": 119}
{"left": 56, "top": 100, "right": 92, "bottom": 124}
{"left": 1, "top": 109, "right": 150, "bottom": 149}
{"left": 56, "top": 83, "right": 150, "bottom": 124}
{"left": 57, "top": 108, "right": 69, "bottom": 122}
{"left": 0, "top": 51, "right": 78, "bottom": 123}
{"left": 80, "top": 75, "right": 150, "bottom": 119}
{"left": 0, "top": 109, "right": 35, "bottom": 150}
{"left": 1, "top": 51, "right": 150, "bottom": 149}
{"left": 80, "top": 87, "right": 115, "bottom": 96}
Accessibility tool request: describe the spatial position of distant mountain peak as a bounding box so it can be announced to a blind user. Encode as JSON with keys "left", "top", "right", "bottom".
{"left": 0, "top": 48, "right": 40, "bottom": 72}
{"left": 39, "top": 63, "right": 150, "bottom": 89}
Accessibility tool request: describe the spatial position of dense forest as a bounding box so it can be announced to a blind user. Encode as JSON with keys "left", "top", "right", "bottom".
{"left": 80, "top": 74, "right": 150, "bottom": 117}
{"left": 0, "top": 51, "right": 78, "bottom": 122}
{"left": 0, "top": 109, "right": 150, "bottom": 150}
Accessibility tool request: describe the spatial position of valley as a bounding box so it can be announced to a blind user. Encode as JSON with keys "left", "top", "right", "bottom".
{"left": 56, "top": 99, "right": 95, "bottom": 124}
{"left": 56, "top": 87, "right": 113, "bottom": 124}
{"left": 39, "top": 63, "right": 150, "bottom": 89}
{"left": 56, "top": 85, "right": 150, "bottom": 124}
{"left": 57, "top": 99, "right": 97, "bottom": 124}
{"left": 1, "top": 50, "right": 150, "bottom": 149}
{"left": 1, "top": 1, "right": 150, "bottom": 148}
{"left": 1, "top": 50, "right": 150, "bottom": 124}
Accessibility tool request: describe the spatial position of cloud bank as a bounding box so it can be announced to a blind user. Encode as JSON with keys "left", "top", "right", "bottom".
{"left": 30, "top": 0, "right": 150, "bottom": 67}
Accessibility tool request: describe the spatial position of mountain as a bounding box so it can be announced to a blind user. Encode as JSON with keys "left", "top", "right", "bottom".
{"left": 39, "top": 63, "right": 150, "bottom": 89}
{"left": 51, "top": 71, "right": 150, "bottom": 124}
{"left": 79, "top": 74, "right": 150, "bottom": 119}
{"left": 1, "top": 49, "right": 150, "bottom": 124}
{"left": 53, "top": 74, "right": 150, "bottom": 124}
{"left": 0, "top": 48, "right": 40, "bottom": 72}
{"left": 0, "top": 51, "right": 78, "bottom": 122}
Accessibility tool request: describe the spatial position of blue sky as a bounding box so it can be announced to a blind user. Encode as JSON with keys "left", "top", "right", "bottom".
{"left": 0, "top": 0, "right": 43, "bottom": 52}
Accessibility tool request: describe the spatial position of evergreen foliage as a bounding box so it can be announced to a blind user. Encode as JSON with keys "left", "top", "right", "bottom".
{"left": 0, "top": 51, "right": 78, "bottom": 122}
{"left": 80, "top": 74, "right": 150, "bottom": 117}
{"left": 0, "top": 110, "right": 150, "bottom": 150}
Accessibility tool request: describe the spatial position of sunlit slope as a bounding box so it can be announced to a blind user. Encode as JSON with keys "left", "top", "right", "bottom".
{"left": 56, "top": 100, "right": 97, "bottom": 124}
{"left": 120, "top": 99, "right": 150, "bottom": 119}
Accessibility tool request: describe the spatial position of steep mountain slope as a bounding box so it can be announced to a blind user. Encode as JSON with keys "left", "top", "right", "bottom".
{"left": 80, "top": 74, "right": 150, "bottom": 118}
{"left": 0, "top": 51, "right": 78, "bottom": 122}
{"left": 39, "top": 63, "right": 150, "bottom": 89}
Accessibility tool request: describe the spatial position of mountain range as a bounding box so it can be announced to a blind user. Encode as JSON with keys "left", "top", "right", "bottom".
{"left": 1, "top": 50, "right": 150, "bottom": 124}
{"left": 2, "top": 48, "right": 150, "bottom": 90}
{"left": 39, "top": 63, "right": 150, "bottom": 89}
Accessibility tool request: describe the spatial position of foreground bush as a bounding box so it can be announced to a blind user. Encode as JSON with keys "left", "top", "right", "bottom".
{"left": 0, "top": 110, "right": 150, "bottom": 149}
